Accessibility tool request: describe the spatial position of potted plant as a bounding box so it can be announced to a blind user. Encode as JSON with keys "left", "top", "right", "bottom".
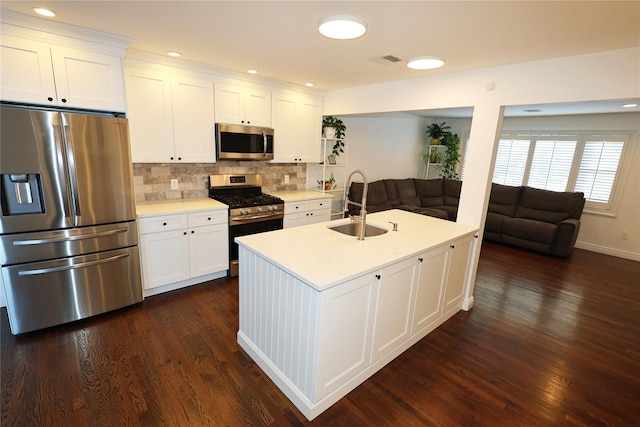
{"left": 322, "top": 116, "right": 346, "bottom": 156}
{"left": 441, "top": 132, "right": 461, "bottom": 179}
{"left": 426, "top": 122, "right": 451, "bottom": 145}
{"left": 317, "top": 173, "right": 336, "bottom": 190}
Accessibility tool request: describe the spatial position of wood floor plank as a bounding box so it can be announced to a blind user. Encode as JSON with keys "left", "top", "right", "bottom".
{"left": 2, "top": 242, "right": 640, "bottom": 426}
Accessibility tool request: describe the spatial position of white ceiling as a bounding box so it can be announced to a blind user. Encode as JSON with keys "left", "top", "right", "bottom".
{"left": 2, "top": 1, "right": 639, "bottom": 116}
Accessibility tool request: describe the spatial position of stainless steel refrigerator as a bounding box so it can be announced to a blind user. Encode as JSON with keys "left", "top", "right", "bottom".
{"left": 0, "top": 105, "right": 142, "bottom": 334}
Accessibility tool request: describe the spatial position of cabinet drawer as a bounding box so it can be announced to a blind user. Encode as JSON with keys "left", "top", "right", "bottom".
{"left": 187, "top": 210, "right": 227, "bottom": 227}
{"left": 309, "top": 198, "right": 331, "bottom": 211}
{"left": 284, "top": 201, "right": 310, "bottom": 214}
{"left": 138, "top": 214, "right": 187, "bottom": 234}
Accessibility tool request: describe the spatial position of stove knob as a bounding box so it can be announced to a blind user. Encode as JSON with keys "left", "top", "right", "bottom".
{"left": 257, "top": 207, "right": 263, "bottom": 212}
{"left": 241, "top": 208, "right": 248, "bottom": 215}
{"left": 267, "top": 205, "right": 274, "bottom": 211}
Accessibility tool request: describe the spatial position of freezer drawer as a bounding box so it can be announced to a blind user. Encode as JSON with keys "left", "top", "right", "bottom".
{"left": 2, "top": 246, "right": 142, "bottom": 334}
{"left": 0, "top": 221, "right": 138, "bottom": 265}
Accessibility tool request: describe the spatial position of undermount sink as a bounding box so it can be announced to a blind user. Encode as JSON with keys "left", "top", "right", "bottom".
{"left": 328, "top": 222, "right": 388, "bottom": 237}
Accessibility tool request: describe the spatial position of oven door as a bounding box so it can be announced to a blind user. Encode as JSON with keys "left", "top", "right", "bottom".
{"left": 228, "top": 216, "right": 283, "bottom": 276}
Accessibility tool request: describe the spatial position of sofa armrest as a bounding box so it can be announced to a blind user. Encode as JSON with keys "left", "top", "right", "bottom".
{"left": 552, "top": 218, "right": 581, "bottom": 257}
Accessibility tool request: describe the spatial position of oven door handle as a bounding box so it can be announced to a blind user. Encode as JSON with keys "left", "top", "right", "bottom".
{"left": 231, "top": 213, "right": 283, "bottom": 222}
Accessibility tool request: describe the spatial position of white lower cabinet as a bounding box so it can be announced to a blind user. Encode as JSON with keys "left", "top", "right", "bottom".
{"left": 138, "top": 210, "right": 228, "bottom": 292}
{"left": 411, "top": 244, "right": 449, "bottom": 335}
{"left": 370, "top": 257, "right": 419, "bottom": 363}
{"left": 284, "top": 198, "right": 331, "bottom": 228}
{"left": 442, "top": 234, "right": 475, "bottom": 316}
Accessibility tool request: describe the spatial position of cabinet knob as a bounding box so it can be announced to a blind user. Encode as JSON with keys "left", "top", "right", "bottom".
{"left": 170, "top": 157, "right": 174, "bottom": 160}
{"left": 61, "top": 98, "right": 67, "bottom": 103}
{"left": 178, "top": 157, "right": 182, "bottom": 161}
{"left": 163, "top": 222, "right": 167, "bottom": 226}
{"left": 183, "top": 232, "right": 187, "bottom": 235}
{"left": 375, "top": 274, "right": 381, "bottom": 280}
{"left": 208, "top": 217, "right": 211, "bottom": 221}
{"left": 191, "top": 230, "right": 195, "bottom": 234}
{"left": 450, "top": 244, "right": 455, "bottom": 249}
{"left": 47, "top": 97, "right": 53, "bottom": 102}
{"left": 418, "top": 257, "right": 424, "bottom": 262}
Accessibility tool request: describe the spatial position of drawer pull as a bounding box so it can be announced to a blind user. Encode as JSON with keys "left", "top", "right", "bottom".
{"left": 163, "top": 222, "right": 167, "bottom": 226}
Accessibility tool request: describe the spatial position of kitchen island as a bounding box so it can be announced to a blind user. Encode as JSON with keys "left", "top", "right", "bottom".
{"left": 236, "top": 209, "right": 478, "bottom": 420}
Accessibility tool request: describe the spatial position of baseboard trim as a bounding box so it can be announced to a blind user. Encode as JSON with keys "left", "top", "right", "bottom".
{"left": 574, "top": 241, "right": 640, "bottom": 262}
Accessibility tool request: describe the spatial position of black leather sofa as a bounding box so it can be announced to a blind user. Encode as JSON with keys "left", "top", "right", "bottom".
{"left": 348, "top": 178, "right": 585, "bottom": 257}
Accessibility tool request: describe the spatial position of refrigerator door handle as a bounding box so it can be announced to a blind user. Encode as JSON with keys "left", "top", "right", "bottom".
{"left": 61, "top": 115, "right": 81, "bottom": 220}
{"left": 12, "top": 226, "right": 129, "bottom": 246}
{"left": 17, "top": 252, "right": 129, "bottom": 276}
{"left": 52, "top": 119, "right": 73, "bottom": 221}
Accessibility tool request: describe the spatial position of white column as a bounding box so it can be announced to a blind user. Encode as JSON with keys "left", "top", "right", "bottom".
{"left": 457, "top": 103, "right": 504, "bottom": 310}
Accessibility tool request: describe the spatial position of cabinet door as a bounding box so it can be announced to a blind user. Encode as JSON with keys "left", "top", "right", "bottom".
{"left": 412, "top": 245, "right": 449, "bottom": 336}
{"left": 442, "top": 234, "right": 475, "bottom": 315}
{"left": 50, "top": 45, "right": 125, "bottom": 111}
{"left": 0, "top": 35, "right": 56, "bottom": 105}
{"left": 297, "top": 95, "right": 322, "bottom": 162}
{"left": 371, "top": 257, "right": 418, "bottom": 363}
{"left": 283, "top": 212, "right": 309, "bottom": 229}
{"left": 316, "top": 273, "right": 377, "bottom": 400}
{"left": 188, "top": 224, "right": 229, "bottom": 277}
{"left": 214, "top": 83, "right": 244, "bottom": 125}
{"left": 140, "top": 230, "right": 190, "bottom": 289}
{"left": 245, "top": 88, "right": 271, "bottom": 126}
{"left": 125, "top": 67, "right": 175, "bottom": 162}
{"left": 171, "top": 76, "right": 216, "bottom": 162}
{"left": 271, "top": 93, "right": 298, "bottom": 162}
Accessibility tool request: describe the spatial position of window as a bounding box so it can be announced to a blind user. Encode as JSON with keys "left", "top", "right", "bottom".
{"left": 575, "top": 138, "right": 625, "bottom": 204}
{"left": 489, "top": 133, "right": 631, "bottom": 212}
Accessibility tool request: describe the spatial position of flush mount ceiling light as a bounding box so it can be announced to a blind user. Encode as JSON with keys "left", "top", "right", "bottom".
{"left": 247, "top": 69, "right": 258, "bottom": 74}
{"left": 407, "top": 56, "right": 445, "bottom": 70}
{"left": 622, "top": 103, "right": 638, "bottom": 108}
{"left": 33, "top": 8, "right": 56, "bottom": 17}
{"left": 167, "top": 51, "right": 181, "bottom": 57}
{"left": 318, "top": 15, "right": 367, "bottom": 40}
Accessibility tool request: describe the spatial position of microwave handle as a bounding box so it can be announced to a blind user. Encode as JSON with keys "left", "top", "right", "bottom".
{"left": 262, "top": 131, "right": 267, "bottom": 157}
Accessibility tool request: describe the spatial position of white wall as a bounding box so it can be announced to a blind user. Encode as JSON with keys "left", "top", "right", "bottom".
{"left": 341, "top": 115, "right": 426, "bottom": 182}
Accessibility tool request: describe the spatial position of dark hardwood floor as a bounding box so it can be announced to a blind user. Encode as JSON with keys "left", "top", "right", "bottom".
{"left": 2, "top": 242, "right": 640, "bottom": 426}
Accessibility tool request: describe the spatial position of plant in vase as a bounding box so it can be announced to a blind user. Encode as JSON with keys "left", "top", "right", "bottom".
{"left": 322, "top": 116, "right": 346, "bottom": 156}
{"left": 441, "top": 132, "right": 461, "bottom": 179}
{"left": 426, "top": 122, "right": 451, "bottom": 145}
{"left": 317, "top": 173, "right": 336, "bottom": 191}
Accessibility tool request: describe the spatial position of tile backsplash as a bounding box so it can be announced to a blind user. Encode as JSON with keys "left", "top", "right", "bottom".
{"left": 132, "top": 161, "right": 307, "bottom": 203}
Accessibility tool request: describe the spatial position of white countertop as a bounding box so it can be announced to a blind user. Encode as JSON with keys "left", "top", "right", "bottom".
{"left": 136, "top": 198, "right": 227, "bottom": 217}
{"left": 269, "top": 190, "right": 333, "bottom": 202}
{"left": 236, "top": 209, "right": 478, "bottom": 291}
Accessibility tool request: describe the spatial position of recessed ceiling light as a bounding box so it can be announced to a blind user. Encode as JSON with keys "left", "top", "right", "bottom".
{"left": 247, "top": 69, "right": 258, "bottom": 74}
{"left": 167, "top": 51, "right": 181, "bottom": 57}
{"left": 407, "top": 56, "right": 445, "bottom": 70}
{"left": 622, "top": 103, "right": 638, "bottom": 108}
{"left": 305, "top": 82, "right": 314, "bottom": 87}
{"left": 33, "top": 8, "right": 56, "bottom": 17}
{"left": 318, "top": 15, "right": 367, "bottom": 40}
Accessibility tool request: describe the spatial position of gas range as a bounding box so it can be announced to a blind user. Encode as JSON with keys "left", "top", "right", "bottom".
{"left": 208, "top": 174, "right": 284, "bottom": 223}
{"left": 208, "top": 174, "right": 284, "bottom": 277}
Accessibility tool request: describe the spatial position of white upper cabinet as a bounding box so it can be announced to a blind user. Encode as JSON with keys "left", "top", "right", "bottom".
{"left": 125, "top": 66, "right": 216, "bottom": 163}
{"left": 271, "top": 91, "right": 323, "bottom": 163}
{"left": 214, "top": 82, "right": 271, "bottom": 127}
{"left": 1, "top": 34, "right": 125, "bottom": 111}
{"left": 171, "top": 76, "right": 216, "bottom": 162}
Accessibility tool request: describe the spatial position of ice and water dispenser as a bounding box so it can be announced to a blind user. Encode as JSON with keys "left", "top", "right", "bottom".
{"left": 1, "top": 173, "right": 44, "bottom": 215}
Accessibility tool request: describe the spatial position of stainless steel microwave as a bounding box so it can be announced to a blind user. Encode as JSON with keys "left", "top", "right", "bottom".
{"left": 216, "top": 123, "right": 274, "bottom": 161}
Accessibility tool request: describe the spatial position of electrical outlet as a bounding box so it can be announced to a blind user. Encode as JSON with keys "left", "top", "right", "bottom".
{"left": 284, "top": 175, "right": 290, "bottom": 184}
{"left": 170, "top": 179, "right": 179, "bottom": 190}
{"left": 621, "top": 231, "right": 629, "bottom": 240}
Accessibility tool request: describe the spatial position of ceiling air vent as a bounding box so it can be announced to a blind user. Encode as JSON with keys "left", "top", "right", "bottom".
{"left": 369, "top": 54, "right": 402, "bottom": 65}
